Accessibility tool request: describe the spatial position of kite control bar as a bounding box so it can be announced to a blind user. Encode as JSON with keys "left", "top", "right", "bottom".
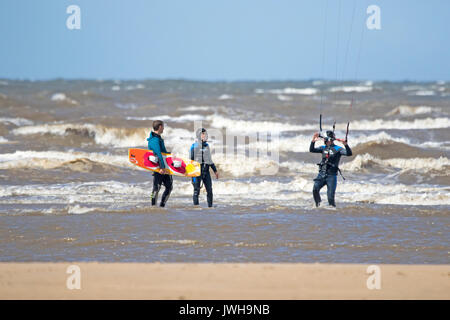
{"left": 318, "top": 114, "right": 350, "bottom": 142}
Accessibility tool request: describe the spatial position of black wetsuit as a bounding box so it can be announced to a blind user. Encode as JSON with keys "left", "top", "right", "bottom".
{"left": 147, "top": 131, "right": 173, "bottom": 207}
{"left": 309, "top": 141, "right": 352, "bottom": 207}
{"left": 190, "top": 141, "right": 217, "bottom": 207}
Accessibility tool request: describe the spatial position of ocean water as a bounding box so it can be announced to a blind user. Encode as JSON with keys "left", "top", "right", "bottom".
{"left": 0, "top": 79, "right": 449, "bottom": 264}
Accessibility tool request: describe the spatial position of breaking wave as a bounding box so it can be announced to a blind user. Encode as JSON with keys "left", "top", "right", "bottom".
{"left": 0, "top": 150, "right": 129, "bottom": 170}
{"left": 0, "top": 117, "right": 34, "bottom": 126}
{"left": 385, "top": 105, "right": 436, "bottom": 116}
{"left": 329, "top": 86, "right": 373, "bottom": 93}
{"left": 1, "top": 178, "right": 448, "bottom": 210}
{"left": 255, "top": 88, "right": 318, "bottom": 95}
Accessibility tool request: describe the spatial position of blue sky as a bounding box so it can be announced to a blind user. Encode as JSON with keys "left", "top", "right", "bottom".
{"left": 0, "top": 0, "right": 449, "bottom": 81}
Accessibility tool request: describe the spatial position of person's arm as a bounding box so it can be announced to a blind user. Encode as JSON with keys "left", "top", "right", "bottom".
{"left": 338, "top": 142, "right": 352, "bottom": 156}
{"left": 344, "top": 144, "right": 352, "bottom": 156}
{"left": 190, "top": 144, "right": 195, "bottom": 161}
{"left": 310, "top": 132, "right": 323, "bottom": 153}
{"left": 205, "top": 144, "right": 219, "bottom": 178}
{"left": 310, "top": 141, "right": 323, "bottom": 153}
{"left": 152, "top": 140, "right": 166, "bottom": 169}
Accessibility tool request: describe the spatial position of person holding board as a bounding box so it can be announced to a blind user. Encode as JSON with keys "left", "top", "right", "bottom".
{"left": 310, "top": 130, "right": 352, "bottom": 208}
{"left": 190, "top": 128, "right": 219, "bottom": 207}
{"left": 147, "top": 120, "right": 173, "bottom": 207}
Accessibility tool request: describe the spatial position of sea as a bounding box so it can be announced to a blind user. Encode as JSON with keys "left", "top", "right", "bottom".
{"left": 0, "top": 79, "right": 449, "bottom": 264}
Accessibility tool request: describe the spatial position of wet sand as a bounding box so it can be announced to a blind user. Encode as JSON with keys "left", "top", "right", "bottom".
{"left": 0, "top": 263, "right": 448, "bottom": 300}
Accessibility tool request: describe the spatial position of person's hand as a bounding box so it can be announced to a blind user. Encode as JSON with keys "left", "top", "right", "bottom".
{"left": 215, "top": 172, "right": 219, "bottom": 179}
{"left": 312, "top": 132, "right": 320, "bottom": 142}
{"left": 158, "top": 168, "right": 167, "bottom": 174}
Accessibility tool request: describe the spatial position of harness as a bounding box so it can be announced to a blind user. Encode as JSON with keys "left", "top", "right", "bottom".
{"left": 317, "top": 146, "right": 346, "bottom": 180}
{"left": 193, "top": 141, "right": 208, "bottom": 189}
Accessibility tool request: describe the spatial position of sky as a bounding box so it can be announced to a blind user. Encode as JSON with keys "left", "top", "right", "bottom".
{"left": 0, "top": 0, "right": 449, "bottom": 81}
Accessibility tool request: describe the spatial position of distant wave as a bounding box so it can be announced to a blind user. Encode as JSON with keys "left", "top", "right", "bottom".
{"left": 342, "top": 154, "right": 450, "bottom": 174}
{"left": 343, "top": 117, "right": 450, "bottom": 130}
{"left": 207, "top": 115, "right": 450, "bottom": 134}
{"left": 178, "top": 105, "right": 217, "bottom": 111}
{"left": 51, "top": 93, "right": 78, "bottom": 105}
{"left": 385, "top": 105, "right": 436, "bottom": 116}
{"left": 0, "top": 150, "right": 129, "bottom": 170}
{"left": 0, "top": 117, "right": 34, "bottom": 126}
{"left": 351, "top": 140, "right": 439, "bottom": 159}
{"left": 12, "top": 123, "right": 152, "bottom": 148}
{"left": 410, "top": 90, "right": 435, "bottom": 96}
{"left": 218, "top": 94, "right": 233, "bottom": 100}
{"left": 127, "top": 114, "right": 206, "bottom": 122}
{"left": 329, "top": 86, "right": 373, "bottom": 93}
{"left": 255, "top": 88, "right": 318, "bottom": 95}
{"left": 207, "top": 114, "right": 316, "bottom": 133}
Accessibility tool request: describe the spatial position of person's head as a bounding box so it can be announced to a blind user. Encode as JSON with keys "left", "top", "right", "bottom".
{"left": 196, "top": 128, "right": 208, "bottom": 142}
{"left": 324, "top": 130, "right": 335, "bottom": 146}
{"left": 152, "top": 120, "right": 164, "bottom": 134}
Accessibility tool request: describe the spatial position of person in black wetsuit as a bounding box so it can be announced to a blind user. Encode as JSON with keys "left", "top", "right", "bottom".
{"left": 190, "top": 128, "right": 219, "bottom": 207}
{"left": 309, "top": 130, "right": 352, "bottom": 207}
{"left": 147, "top": 120, "right": 173, "bottom": 207}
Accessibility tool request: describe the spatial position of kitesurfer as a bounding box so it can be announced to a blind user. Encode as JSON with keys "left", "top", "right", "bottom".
{"left": 190, "top": 128, "right": 219, "bottom": 207}
{"left": 147, "top": 120, "right": 173, "bottom": 207}
{"left": 310, "top": 130, "right": 352, "bottom": 207}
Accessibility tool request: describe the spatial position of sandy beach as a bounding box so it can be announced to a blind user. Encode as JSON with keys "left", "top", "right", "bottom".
{"left": 0, "top": 263, "right": 448, "bottom": 300}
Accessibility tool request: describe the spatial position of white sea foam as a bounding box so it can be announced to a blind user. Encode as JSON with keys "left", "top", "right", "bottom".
{"left": 206, "top": 114, "right": 449, "bottom": 134}
{"left": 385, "top": 105, "right": 435, "bottom": 116}
{"left": 178, "top": 105, "right": 216, "bottom": 111}
{"left": 206, "top": 114, "right": 316, "bottom": 133}
{"left": 0, "top": 117, "right": 34, "bottom": 126}
{"left": 51, "top": 93, "right": 78, "bottom": 105}
{"left": 255, "top": 88, "right": 318, "bottom": 95}
{"left": 346, "top": 117, "right": 450, "bottom": 130}
{"left": 1, "top": 177, "right": 448, "bottom": 208}
{"left": 12, "top": 121, "right": 194, "bottom": 152}
{"left": 12, "top": 123, "right": 150, "bottom": 148}
{"left": 261, "top": 131, "right": 412, "bottom": 153}
{"left": 218, "top": 94, "right": 233, "bottom": 100}
{"left": 0, "top": 150, "right": 130, "bottom": 170}
{"left": 68, "top": 205, "right": 95, "bottom": 214}
{"left": 342, "top": 154, "right": 450, "bottom": 173}
{"left": 115, "top": 103, "right": 138, "bottom": 110}
{"left": 333, "top": 100, "right": 352, "bottom": 105}
{"left": 277, "top": 95, "right": 293, "bottom": 101}
{"left": 411, "top": 90, "right": 435, "bottom": 96}
{"left": 127, "top": 114, "right": 206, "bottom": 122}
{"left": 329, "top": 86, "right": 372, "bottom": 93}
{"left": 148, "top": 239, "right": 198, "bottom": 245}
{"left": 111, "top": 86, "right": 121, "bottom": 91}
